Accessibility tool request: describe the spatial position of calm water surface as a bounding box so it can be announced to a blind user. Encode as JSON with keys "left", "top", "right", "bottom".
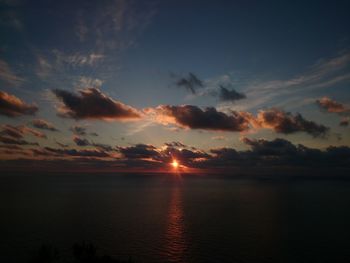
{"left": 1, "top": 174, "right": 350, "bottom": 262}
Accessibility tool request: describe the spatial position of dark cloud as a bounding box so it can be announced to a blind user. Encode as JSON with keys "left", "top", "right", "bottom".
{"left": 164, "top": 141, "right": 187, "bottom": 148}
{"left": 175, "top": 72, "right": 203, "bottom": 94}
{"left": 73, "top": 136, "right": 90, "bottom": 146}
{"left": 161, "top": 146, "right": 210, "bottom": 167}
{"left": 316, "top": 97, "right": 348, "bottom": 114}
{"left": 1, "top": 138, "right": 350, "bottom": 174}
{"left": 203, "top": 137, "right": 350, "bottom": 169}
{"left": 70, "top": 126, "right": 98, "bottom": 137}
{"left": 153, "top": 105, "right": 250, "bottom": 132}
{"left": 31, "top": 119, "right": 58, "bottom": 131}
{"left": 118, "top": 144, "right": 159, "bottom": 159}
{"left": 33, "top": 147, "right": 110, "bottom": 158}
{"left": 0, "top": 124, "right": 23, "bottom": 139}
{"left": 117, "top": 142, "right": 209, "bottom": 168}
{"left": 0, "top": 91, "right": 38, "bottom": 117}
{"left": 242, "top": 137, "right": 298, "bottom": 156}
{"left": 254, "top": 108, "right": 329, "bottom": 137}
{"left": 218, "top": 85, "right": 246, "bottom": 102}
{"left": 72, "top": 135, "right": 114, "bottom": 151}
{"left": 52, "top": 88, "right": 141, "bottom": 120}
{"left": 0, "top": 135, "right": 38, "bottom": 146}
{"left": 339, "top": 118, "right": 349, "bottom": 127}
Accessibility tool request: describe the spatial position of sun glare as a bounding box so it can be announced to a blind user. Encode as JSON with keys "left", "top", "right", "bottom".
{"left": 171, "top": 159, "right": 179, "bottom": 168}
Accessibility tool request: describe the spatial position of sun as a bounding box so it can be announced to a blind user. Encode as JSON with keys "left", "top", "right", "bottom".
{"left": 171, "top": 159, "right": 179, "bottom": 168}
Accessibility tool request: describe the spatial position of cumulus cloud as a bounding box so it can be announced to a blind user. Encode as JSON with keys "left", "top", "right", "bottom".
{"left": 252, "top": 108, "right": 329, "bottom": 137}
{"left": 316, "top": 97, "right": 348, "bottom": 113}
{"left": 31, "top": 119, "right": 58, "bottom": 131}
{"left": 175, "top": 72, "right": 203, "bottom": 94}
{"left": 0, "top": 91, "right": 38, "bottom": 117}
{"left": 52, "top": 88, "right": 141, "bottom": 120}
{"left": 150, "top": 105, "right": 251, "bottom": 132}
{"left": 118, "top": 144, "right": 159, "bottom": 159}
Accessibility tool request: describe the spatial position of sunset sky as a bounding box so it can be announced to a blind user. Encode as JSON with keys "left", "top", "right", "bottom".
{"left": 1, "top": 0, "right": 350, "bottom": 173}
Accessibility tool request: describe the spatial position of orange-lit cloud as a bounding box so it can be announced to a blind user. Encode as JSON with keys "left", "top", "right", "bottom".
{"left": 0, "top": 91, "right": 38, "bottom": 117}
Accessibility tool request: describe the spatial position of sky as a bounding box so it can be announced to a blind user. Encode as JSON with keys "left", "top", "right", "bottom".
{"left": 0, "top": 0, "right": 350, "bottom": 174}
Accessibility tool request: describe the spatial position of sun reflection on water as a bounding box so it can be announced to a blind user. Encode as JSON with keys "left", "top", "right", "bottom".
{"left": 163, "top": 184, "right": 187, "bottom": 262}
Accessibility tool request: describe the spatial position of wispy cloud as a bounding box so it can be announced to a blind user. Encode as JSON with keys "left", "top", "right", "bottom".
{"left": 0, "top": 59, "right": 25, "bottom": 87}
{"left": 215, "top": 51, "right": 350, "bottom": 111}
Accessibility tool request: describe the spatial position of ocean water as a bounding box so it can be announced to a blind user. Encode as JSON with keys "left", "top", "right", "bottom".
{"left": 1, "top": 174, "right": 350, "bottom": 263}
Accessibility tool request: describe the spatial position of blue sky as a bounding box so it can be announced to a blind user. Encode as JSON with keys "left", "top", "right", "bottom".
{"left": 1, "top": 0, "right": 350, "bottom": 172}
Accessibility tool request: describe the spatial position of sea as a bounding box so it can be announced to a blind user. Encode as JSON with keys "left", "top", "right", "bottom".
{"left": 1, "top": 173, "right": 350, "bottom": 263}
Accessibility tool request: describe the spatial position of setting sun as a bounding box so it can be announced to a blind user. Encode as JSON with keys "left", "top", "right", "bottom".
{"left": 171, "top": 159, "right": 179, "bottom": 168}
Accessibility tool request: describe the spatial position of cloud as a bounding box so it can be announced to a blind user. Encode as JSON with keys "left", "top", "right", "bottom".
{"left": 70, "top": 125, "right": 87, "bottom": 136}
{"left": 216, "top": 51, "right": 350, "bottom": 111}
{"left": 117, "top": 142, "right": 209, "bottom": 168}
{"left": 253, "top": 108, "right": 329, "bottom": 137}
{"left": 0, "top": 91, "right": 38, "bottom": 117}
{"left": 0, "top": 59, "right": 24, "bottom": 87}
{"left": 164, "top": 141, "right": 187, "bottom": 148}
{"left": 75, "top": 10, "right": 88, "bottom": 42}
{"left": 91, "top": 0, "right": 157, "bottom": 51}
{"left": 31, "top": 119, "right": 58, "bottom": 131}
{"left": 203, "top": 137, "right": 350, "bottom": 170}
{"left": 33, "top": 147, "right": 110, "bottom": 158}
{"left": 73, "top": 136, "right": 90, "bottom": 146}
{"left": 55, "top": 140, "right": 68, "bottom": 148}
{"left": 175, "top": 73, "right": 203, "bottom": 94}
{"left": 53, "top": 50, "right": 104, "bottom": 67}
{"left": 0, "top": 135, "right": 38, "bottom": 146}
{"left": 77, "top": 77, "right": 103, "bottom": 89}
{"left": 0, "top": 124, "right": 46, "bottom": 139}
{"left": 2, "top": 138, "right": 350, "bottom": 174}
{"left": 53, "top": 88, "right": 141, "bottom": 120}
{"left": 151, "top": 105, "right": 251, "bottom": 132}
{"left": 316, "top": 97, "right": 348, "bottom": 113}
{"left": 339, "top": 118, "right": 349, "bottom": 127}
{"left": 72, "top": 135, "right": 113, "bottom": 151}
{"left": 118, "top": 144, "right": 159, "bottom": 159}
{"left": 217, "top": 85, "right": 246, "bottom": 102}
{"left": 161, "top": 145, "right": 210, "bottom": 167}
{"left": 242, "top": 137, "right": 298, "bottom": 156}
{"left": 0, "top": 124, "right": 45, "bottom": 149}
